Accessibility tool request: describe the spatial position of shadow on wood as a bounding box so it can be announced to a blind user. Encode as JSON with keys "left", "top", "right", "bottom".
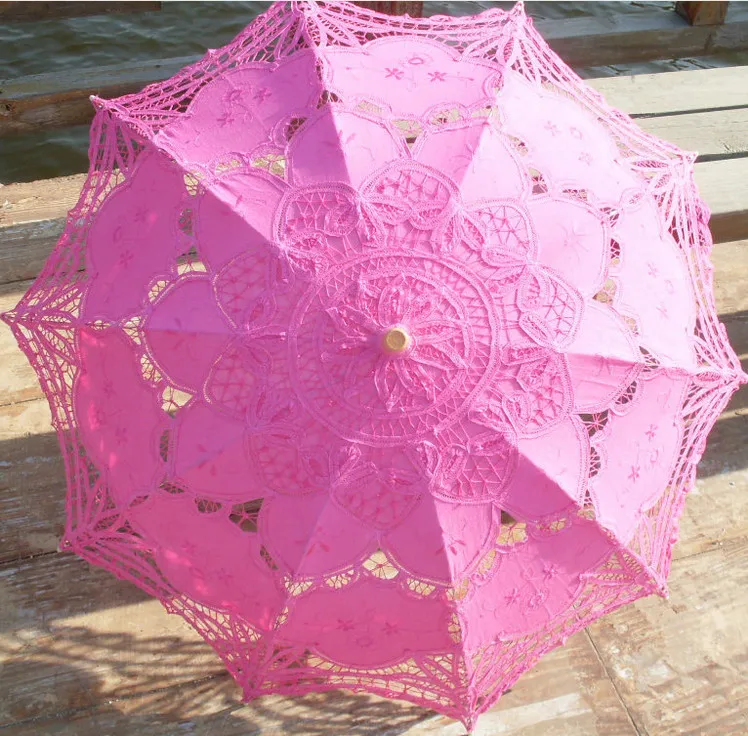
{"left": 0, "top": 623, "right": 432, "bottom": 734}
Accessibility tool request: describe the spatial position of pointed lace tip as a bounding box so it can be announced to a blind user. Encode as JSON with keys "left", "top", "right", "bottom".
{"left": 0, "top": 310, "right": 16, "bottom": 326}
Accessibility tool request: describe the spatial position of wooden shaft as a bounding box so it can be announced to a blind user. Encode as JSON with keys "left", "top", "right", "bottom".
{"left": 675, "top": 1, "right": 729, "bottom": 26}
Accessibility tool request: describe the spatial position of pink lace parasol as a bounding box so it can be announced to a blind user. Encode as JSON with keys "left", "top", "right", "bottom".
{"left": 3, "top": 1, "right": 746, "bottom": 730}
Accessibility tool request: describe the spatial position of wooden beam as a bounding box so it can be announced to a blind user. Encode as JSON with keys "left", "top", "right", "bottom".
{"left": 355, "top": 1, "right": 423, "bottom": 15}
{"left": 3, "top": 8, "right": 748, "bottom": 137}
{"left": 694, "top": 157, "right": 748, "bottom": 244}
{"left": 0, "top": 1, "right": 160, "bottom": 23}
{"left": 0, "top": 58, "right": 192, "bottom": 136}
{"left": 634, "top": 107, "right": 748, "bottom": 158}
{"left": 676, "top": 1, "right": 729, "bottom": 26}
{"left": 543, "top": 2, "right": 748, "bottom": 68}
{"left": 587, "top": 66, "right": 748, "bottom": 117}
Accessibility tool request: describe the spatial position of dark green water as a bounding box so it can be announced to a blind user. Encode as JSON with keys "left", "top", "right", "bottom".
{"left": 0, "top": 0, "right": 735, "bottom": 183}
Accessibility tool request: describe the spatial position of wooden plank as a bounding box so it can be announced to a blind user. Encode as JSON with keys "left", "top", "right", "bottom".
{"left": 587, "top": 540, "right": 748, "bottom": 736}
{"left": 540, "top": 3, "right": 748, "bottom": 68}
{"left": 0, "top": 280, "right": 38, "bottom": 406}
{"left": 0, "top": 172, "right": 86, "bottom": 224}
{"left": 587, "top": 66, "right": 748, "bottom": 116}
{"left": 0, "top": 399, "right": 64, "bottom": 565}
{"left": 0, "top": 570, "right": 636, "bottom": 736}
{"left": 694, "top": 157, "right": 748, "bottom": 243}
{"left": 676, "top": 1, "right": 729, "bottom": 26}
{"left": 0, "top": 59, "right": 192, "bottom": 136}
{"left": 0, "top": 173, "right": 84, "bottom": 285}
{"left": 0, "top": 2, "right": 160, "bottom": 23}
{"left": 3, "top": 9, "right": 748, "bottom": 136}
{"left": 636, "top": 107, "right": 748, "bottom": 158}
{"left": 1, "top": 156, "right": 746, "bottom": 288}
{"left": 355, "top": 1, "right": 423, "bottom": 16}
{"left": 0, "top": 553, "right": 224, "bottom": 727}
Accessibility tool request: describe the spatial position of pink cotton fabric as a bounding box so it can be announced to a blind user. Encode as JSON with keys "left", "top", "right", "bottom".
{"left": 4, "top": 1, "right": 746, "bottom": 729}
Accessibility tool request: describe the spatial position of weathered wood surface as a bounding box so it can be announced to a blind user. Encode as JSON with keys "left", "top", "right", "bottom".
{"left": 587, "top": 66, "right": 748, "bottom": 116}
{"left": 676, "top": 1, "right": 730, "bottom": 26}
{"left": 693, "top": 157, "right": 748, "bottom": 244}
{"left": 546, "top": 2, "right": 748, "bottom": 68}
{"left": 3, "top": 7, "right": 748, "bottom": 136}
{"left": 587, "top": 539, "right": 748, "bottom": 736}
{"left": 0, "top": 549, "right": 635, "bottom": 735}
{"left": 637, "top": 107, "right": 748, "bottom": 158}
{"left": 0, "top": 59, "right": 191, "bottom": 136}
{"left": 356, "top": 1, "right": 423, "bottom": 16}
{"left": 0, "top": 1, "right": 160, "bottom": 23}
{"left": 0, "top": 398, "right": 63, "bottom": 565}
{"left": 0, "top": 554, "right": 223, "bottom": 727}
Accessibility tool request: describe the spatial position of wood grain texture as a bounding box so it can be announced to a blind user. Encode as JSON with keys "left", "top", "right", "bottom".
{"left": 587, "top": 540, "right": 748, "bottom": 736}
{"left": 0, "top": 173, "right": 84, "bottom": 284}
{"left": 0, "top": 568, "right": 636, "bottom": 736}
{"left": 2, "top": 9, "right": 748, "bottom": 135}
{"left": 0, "top": 672, "right": 434, "bottom": 736}
{"left": 0, "top": 555, "right": 223, "bottom": 727}
{"left": 0, "top": 1, "right": 160, "bottom": 23}
{"left": 0, "top": 58, "right": 193, "bottom": 136}
{"left": 545, "top": 2, "right": 748, "bottom": 68}
{"left": 694, "top": 157, "right": 748, "bottom": 243}
{"left": 0, "top": 398, "right": 63, "bottom": 565}
{"left": 587, "top": 66, "right": 748, "bottom": 116}
{"left": 0, "top": 280, "right": 38, "bottom": 406}
{"left": 635, "top": 107, "right": 748, "bottom": 158}
{"left": 355, "top": 1, "right": 423, "bottom": 16}
{"left": 676, "top": 1, "right": 729, "bottom": 26}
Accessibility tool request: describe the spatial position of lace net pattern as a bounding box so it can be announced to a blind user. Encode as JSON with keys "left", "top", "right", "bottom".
{"left": 4, "top": 1, "right": 746, "bottom": 728}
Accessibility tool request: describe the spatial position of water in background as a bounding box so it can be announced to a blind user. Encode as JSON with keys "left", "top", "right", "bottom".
{"left": 0, "top": 1, "right": 741, "bottom": 182}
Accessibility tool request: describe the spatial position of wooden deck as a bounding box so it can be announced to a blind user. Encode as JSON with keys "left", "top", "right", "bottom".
{"left": 1, "top": 5, "right": 748, "bottom": 734}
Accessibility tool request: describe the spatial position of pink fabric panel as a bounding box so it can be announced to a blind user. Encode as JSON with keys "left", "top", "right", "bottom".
{"left": 157, "top": 51, "right": 323, "bottom": 167}
{"left": 463, "top": 518, "right": 615, "bottom": 647}
{"left": 283, "top": 578, "right": 454, "bottom": 667}
{"left": 129, "top": 492, "right": 283, "bottom": 629}
{"left": 324, "top": 37, "right": 501, "bottom": 117}
{"left": 613, "top": 199, "right": 697, "bottom": 370}
{"left": 146, "top": 277, "right": 232, "bottom": 392}
{"left": 75, "top": 328, "right": 165, "bottom": 505}
{"left": 84, "top": 152, "right": 186, "bottom": 321}
{"left": 591, "top": 372, "right": 689, "bottom": 542}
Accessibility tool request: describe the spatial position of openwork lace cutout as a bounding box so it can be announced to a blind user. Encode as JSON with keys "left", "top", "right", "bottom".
{"left": 4, "top": 1, "right": 745, "bottom": 729}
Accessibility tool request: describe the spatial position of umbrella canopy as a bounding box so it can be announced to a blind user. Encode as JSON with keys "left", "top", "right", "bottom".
{"left": 3, "top": 0, "right": 745, "bottom": 729}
